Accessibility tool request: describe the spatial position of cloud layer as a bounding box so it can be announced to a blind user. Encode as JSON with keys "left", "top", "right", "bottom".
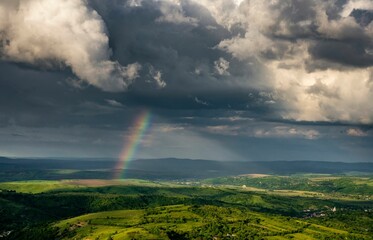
{"left": 0, "top": 0, "right": 372, "bottom": 161}
{"left": 207, "top": 0, "right": 373, "bottom": 123}
{"left": 1, "top": 0, "right": 373, "bottom": 124}
{"left": 0, "top": 0, "right": 140, "bottom": 91}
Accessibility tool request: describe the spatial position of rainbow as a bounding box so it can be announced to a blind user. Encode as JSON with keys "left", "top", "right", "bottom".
{"left": 114, "top": 110, "right": 152, "bottom": 179}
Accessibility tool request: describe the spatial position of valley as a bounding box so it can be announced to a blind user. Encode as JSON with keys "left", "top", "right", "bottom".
{"left": 0, "top": 172, "right": 372, "bottom": 239}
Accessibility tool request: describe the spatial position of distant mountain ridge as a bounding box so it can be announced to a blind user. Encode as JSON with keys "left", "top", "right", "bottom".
{"left": 128, "top": 158, "right": 373, "bottom": 178}
{"left": 0, "top": 156, "right": 372, "bottom": 181}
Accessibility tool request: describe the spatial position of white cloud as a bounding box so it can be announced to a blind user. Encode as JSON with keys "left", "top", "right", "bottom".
{"left": 194, "top": 97, "right": 209, "bottom": 106}
{"left": 214, "top": 57, "right": 230, "bottom": 75}
{"left": 156, "top": 0, "right": 198, "bottom": 26}
{"left": 217, "top": 32, "right": 272, "bottom": 60}
{"left": 272, "top": 64, "right": 373, "bottom": 124}
{"left": 150, "top": 67, "right": 167, "bottom": 88}
{"left": 127, "top": 0, "right": 143, "bottom": 8}
{"left": 154, "top": 124, "right": 185, "bottom": 133}
{"left": 341, "top": 0, "right": 373, "bottom": 17}
{"left": 206, "top": 125, "right": 240, "bottom": 135}
{"left": 346, "top": 128, "right": 368, "bottom": 137}
{"left": 106, "top": 99, "right": 124, "bottom": 107}
{"left": 195, "top": 0, "right": 244, "bottom": 29}
{"left": 65, "top": 77, "right": 87, "bottom": 90}
{"left": 233, "top": 0, "right": 244, "bottom": 7}
{"left": 210, "top": 0, "right": 373, "bottom": 124}
{"left": 254, "top": 126, "right": 320, "bottom": 140}
{"left": 0, "top": 0, "right": 141, "bottom": 92}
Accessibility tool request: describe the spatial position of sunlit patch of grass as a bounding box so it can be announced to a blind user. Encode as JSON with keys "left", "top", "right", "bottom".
{"left": 52, "top": 169, "right": 81, "bottom": 175}
{"left": 0, "top": 180, "right": 81, "bottom": 193}
{"left": 52, "top": 204, "right": 363, "bottom": 240}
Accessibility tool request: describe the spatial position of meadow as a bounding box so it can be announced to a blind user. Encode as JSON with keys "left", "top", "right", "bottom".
{"left": 0, "top": 174, "right": 372, "bottom": 239}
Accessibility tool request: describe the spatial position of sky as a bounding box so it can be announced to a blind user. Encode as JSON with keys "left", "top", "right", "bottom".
{"left": 0, "top": 0, "right": 372, "bottom": 162}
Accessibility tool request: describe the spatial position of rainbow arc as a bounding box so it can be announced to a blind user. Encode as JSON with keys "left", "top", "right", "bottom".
{"left": 114, "top": 110, "right": 151, "bottom": 179}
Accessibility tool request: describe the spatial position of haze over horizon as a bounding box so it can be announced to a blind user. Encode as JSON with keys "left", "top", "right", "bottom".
{"left": 0, "top": 0, "right": 372, "bottom": 162}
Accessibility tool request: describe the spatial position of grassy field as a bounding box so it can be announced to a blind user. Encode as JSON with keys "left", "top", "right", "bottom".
{"left": 0, "top": 179, "right": 178, "bottom": 194}
{"left": 53, "top": 204, "right": 369, "bottom": 240}
{"left": 202, "top": 174, "right": 373, "bottom": 200}
{"left": 0, "top": 180, "right": 81, "bottom": 194}
{"left": 0, "top": 175, "right": 372, "bottom": 239}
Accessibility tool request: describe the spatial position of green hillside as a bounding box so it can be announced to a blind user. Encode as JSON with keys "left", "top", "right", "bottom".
{"left": 202, "top": 175, "right": 373, "bottom": 198}
{"left": 53, "top": 205, "right": 372, "bottom": 239}
{"left": 0, "top": 176, "right": 372, "bottom": 240}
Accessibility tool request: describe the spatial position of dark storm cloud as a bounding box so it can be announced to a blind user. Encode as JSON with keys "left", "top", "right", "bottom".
{"left": 0, "top": 62, "right": 137, "bottom": 129}
{"left": 248, "top": 0, "right": 373, "bottom": 70}
{"left": 1, "top": 0, "right": 372, "bottom": 124}
{"left": 351, "top": 9, "right": 373, "bottom": 26}
{"left": 0, "top": 0, "right": 372, "bottom": 160}
{"left": 309, "top": 40, "right": 373, "bottom": 68}
{"left": 86, "top": 0, "right": 275, "bottom": 116}
{"left": 1, "top": 0, "right": 370, "bottom": 113}
{"left": 89, "top": 0, "right": 246, "bottom": 91}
